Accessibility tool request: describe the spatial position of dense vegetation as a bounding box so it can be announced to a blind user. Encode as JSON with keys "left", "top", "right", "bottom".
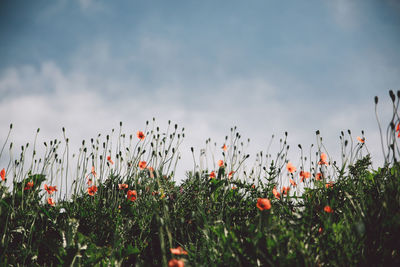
{"left": 0, "top": 92, "right": 399, "bottom": 266}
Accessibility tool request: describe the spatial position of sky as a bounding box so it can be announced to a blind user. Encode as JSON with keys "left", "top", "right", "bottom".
{"left": 1, "top": 0, "right": 400, "bottom": 182}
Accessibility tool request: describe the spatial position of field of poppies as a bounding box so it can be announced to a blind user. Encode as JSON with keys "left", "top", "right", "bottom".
{"left": 1, "top": 92, "right": 400, "bottom": 266}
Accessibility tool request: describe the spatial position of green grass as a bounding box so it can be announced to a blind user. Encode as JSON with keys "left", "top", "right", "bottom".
{"left": 0, "top": 92, "right": 400, "bottom": 266}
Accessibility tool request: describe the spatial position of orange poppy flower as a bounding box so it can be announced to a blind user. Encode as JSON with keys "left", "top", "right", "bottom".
{"left": 286, "top": 162, "right": 297, "bottom": 173}
{"left": 91, "top": 166, "right": 97, "bottom": 177}
{"left": 139, "top": 161, "right": 147, "bottom": 170}
{"left": 0, "top": 168, "right": 5, "bottom": 181}
{"left": 209, "top": 171, "right": 216, "bottom": 179}
{"left": 318, "top": 153, "right": 328, "bottom": 165}
{"left": 289, "top": 179, "right": 297, "bottom": 187}
{"left": 218, "top": 160, "right": 224, "bottom": 167}
{"left": 148, "top": 166, "right": 155, "bottom": 178}
{"left": 107, "top": 156, "right": 114, "bottom": 165}
{"left": 88, "top": 185, "right": 98, "bottom": 196}
{"left": 24, "top": 181, "right": 34, "bottom": 190}
{"left": 47, "top": 198, "right": 55, "bottom": 206}
{"left": 228, "top": 171, "right": 234, "bottom": 179}
{"left": 251, "top": 184, "right": 255, "bottom": 189}
{"left": 232, "top": 186, "right": 237, "bottom": 190}
{"left": 300, "top": 171, "right": 311, "bottom": 182}
{"left": 127, "top": 189, "right": 137, "bottom": 201}
{"left": 396, "top": 123, "right": 400, "bottom": 132}
{"left": 170, "top": 246, "right": 188, "bottom": 255}
{"left": 168, "top": 259, "right": 184, "bottom": 267}
{"left": 256, "top": 198, "right": 271, "bottom": 211}
{"left": 281, "top": 186, "right": 290, "bottom": 195}
{"left": 118, "top": 183, "right": 128, "bottom": 190}
{"left": 325, "top": 181, "right": 334, "bottom": 188}
{"left": 272, "top": 187, "right": 281, "bottom": 200}
{"left": 324, "top": 205, "right": 333, "bottom": 213}
{"left": 44, "top": 184, "right": 57, "bottom": 195}
{"left": 357, "top": 136, "right": 365, "bottom": 143}
{"left": 318, "top": 227, "right": 323, "bottom": 234}
{"left": 315, "top": 173, "right": 322, "bottom": 181}
{"left": 137, "top": 131, "right": 145, "bottom": 140}
{"left": 222, "top": 144, "right": 227, "bottom": 151}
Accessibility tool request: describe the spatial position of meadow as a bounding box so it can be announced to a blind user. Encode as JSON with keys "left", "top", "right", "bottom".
{"left": 0, "top": 92, "right": 399, "bottom": 266}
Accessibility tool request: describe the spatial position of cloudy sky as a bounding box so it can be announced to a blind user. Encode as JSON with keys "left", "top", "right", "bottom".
{"left": 1, "top": 0, "right": 399, "bottom": 181}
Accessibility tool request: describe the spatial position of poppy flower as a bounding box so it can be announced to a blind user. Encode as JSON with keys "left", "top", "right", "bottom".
{"left": 0, "top": 168, "right": 5, "bottom": 181}
{"left": 218, "top": 160, "right": 224, "bottom": 167}
{"left": 357, "top": 136, "right": 365, "bottom": 143}
{"left": 137, "top": 131, "right": 145, "bottom": 140}
{"left": 47, "top": 198, "right": 55, "bottom": 206}
{"left": 251, "top": 184, "right": 255, "bottom": 189}
{"left": 118, "top": 183, "right": 128, "bottom": 190}
{"left": 139, "top": 161, "right": 147, "bottom": 170}
{"left": 324, "top": 205, "right": 333, "bottom": 213}
{"left": 289, "top": 179, "right": 297, "bottom": 187}
{"left": 325, "top": 181, "right": 334, "bottom": 188}
{"left": 148, "top": 166, "right": 155, "bottom": 178}
{"left": 281, "top": 186, "right": 290, "bottom": 195}
{"left": 256, "top": 198, "right": 271, "bottom": 211}
{"left": 170, "top": 246, "right": 188, "bottom": 255}
{"left": 87, "top": 178, "right": 92, "bottom": 185}
{"left": 300, "top": 171, "right": 311, "bottom": 182}
{"left": 24, "top": 181, "right": 34, "bottom": 190}
{"left": 44, "top": 184, "right": 57, "bottom": 195}
{"left": 107, "top": 156, "right": 114, "bottom": 165}
{"left": 168, "top": 259, "right": 184, "bottom": 267}
{"left": 222, "top": 144, "right": 227, "bottom": 151}
{"left": 88, "top": 185, "right": 98, "bottom": 196}
{"left": 127, "top": 190, "right": 137, "bottom": 201}
{"left": 396, "top": 123, "right": 400, "bottom": 133}
{"left": 272, "top": 187, "right": 281, "bottom": 200}
{"left": 315, "top": 173, "right": 322, "bottom": 181}
{"left": 232, "top": 186, "right": 237, "bottom": 190}
{"left": 209, "top": 171, "right": 216, "bottom": 179}
{"left": 318, "top": 153, "right": 328, "bottom": 165}
{"left": 228, "top": 171, "right": 234, "bottom": 179}
{"left": 91, "top": 166, "right": 97, "bottom": 177}
{"left": 318, "top": 227, "right": 323, "bottom": 234}
{"left": 286, "top": 162, "right": 297, "bottom": 173}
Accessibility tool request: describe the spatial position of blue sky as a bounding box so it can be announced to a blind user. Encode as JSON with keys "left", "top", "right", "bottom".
{"left": 1, "top": 0, "right": 400, "bottom": 179}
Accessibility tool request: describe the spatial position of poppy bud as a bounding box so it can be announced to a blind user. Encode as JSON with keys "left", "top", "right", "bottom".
{"left": 298, "top": 144, "right": 302, "bottom": 149}
{"left": 316, "top": 130, "right": 320, "bottom": 135}
{"left": 397, "top": 90, "right": 400, "bottom": 99}
{"left": 374, "top": 96, "right": 378, "bottom": 104}
{"left": 389, "top": 90, "right": 395, "bottom": 102}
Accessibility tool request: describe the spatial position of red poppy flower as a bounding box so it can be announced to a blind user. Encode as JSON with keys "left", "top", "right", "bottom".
{"left": 228, "top": 171, "right": 234, "bottom": 179}
{"left": 88, "top": 185, "right": 98, "bottom": 196}
{"left": 118, "top": 183, "right": 128, "bottom": 190}
{"left": 137, "top": 131, "right": 145, "bottom": 140}
{"left": 286, "top": 162, "right": 297, "bottom": 173}
{"left": 272, "top": 187, "right": 281, "bottom": 200}
{"left": 139, "top": 161, "right": 147, "bottom": 170}
{"left": 170, "top": 246, "right": 188, "bottom": 255}
{"left": 318, "top": 153, "right": 328, "bottom": 166}
{"left": 289, "top": 179, "right": 297, "bottom": 187}
{"left": 168, "top": 259, "right": 184, "bottom": 267}
{"left": 24, "top": 181, "right": 34, "bottom": 190}
{"left": 222, "top": 144, "right": 227, "bottom": 151}
{"left": 357, "top": 136, "right": 365, "bottom": 143}
{"left": 315, "top": 173, "right": 322, "bottom": 181}
{"left": 107, "top": 156, "right": 114, "bottom": 165}
{"left": 47, "top": 198, "right": 55, "bottom": 206}
{"left": 325, "top": 181, "right": 334, "bottom": 189}
{"left": 209, "top": 171, "right": 216, "bottom": 179}
{"left": 127, "top": 190, "right": 137, "bottom": 201}
{"left": 281, "top": 186, "right": 290, "bottom": 195}
{"left": 218, "top": 160, "right": 224, "bottom": 167}
{"left": 324, "top": 205, "right": 333, "bottom": 213}
{"left": 0, "top": 168, "right": 5, "bottom": 181}
{"left": 396, "top": 123, "right": 400, "bottom": 132}
{"left": 44, "top": 184, "right": 57, "bottom": 195}
{"left": 256, "top": 198, "right": 271, "bottom": 211}
{"left": 318, "top": 227, "right": 323, "bottom": 234}
{"left": 251, "top": 184, "right": 255, "bottom": 189}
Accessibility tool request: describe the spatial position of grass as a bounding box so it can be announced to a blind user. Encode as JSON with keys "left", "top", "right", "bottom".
{"left": 0, "top": 92, "right": 399, "bottom": 266}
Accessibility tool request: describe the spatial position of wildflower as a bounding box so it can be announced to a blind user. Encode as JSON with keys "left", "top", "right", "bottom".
{"left": 137, "top": 131, "right": 145, "bottom": 140}
{"left": 47, "top": 198, "right": 55, "bottom": 206}
{"left": 256, "top": 198, "right": 271, "bottom": 211}
{"left": 127, "top": 190, "right": 137, "bottom": 201}
{"left": 0, "top": 168, "right": 5, "bottom": 181}
{"left": 91, "top": 166, "right": 97, "bottom": 177}
{"left": 318, "top": 153, "right": 328, "bottom": 166}
{"left": 88, "top": 185, "right": 98, "bottom": 196}
{"left": 107, "top": 156, "right": 114, "bottom": 165}
{"left": 289, "top": 179, "right": 297, "bottom": 187}
{"left": 286, "top": 162, "right": 297, "bottom": 173}
{"left": 44, "top": 184, "right": 57, "bottom": 195}
{"left": 281, "top": 186, "right": 290, "bottom": 195}
{"left": 118, "top": 183, "right": 128, "bottom": 190}
{"left": 209, "top": 171, "right": 216, "bottom": 179}
{"left": 315, "top": 173, "right": 322, "bottom": 181}
{"left": 87, "top": 178, "right": 92, "bottom": 185}
{"left": 222, "top": 144, "right": 227, "bottom": 151}
{"left": 228, "top": 171, "right": 234, "bottom": 179}
{"left": 168, "top": 259, "right": 184, "bottom": 267}
{"left": 300, "top": 171, "right": 311, "bottom": 182}
{"left": 272, "top": 187, "right": 281, "bottom": 200}
{"left": 357, "top": 136, "right": 365, "bottom": 143}
{"left": 24, "top": 181, "right": 34, "bottom": 190}
{"left": 232, "top": 186, "right": 237, "bottom": 190}
{"left": 324, "top": 205, "right": 333, "bottom": 213}
{"left": 397, "top": 122, "right": 400, "bottom": 133}
{"left": 218, "top": 160, "right": 224, "bottom": 167}
{"left": 325, "top": 181, "right": 334, "bottom": 189}
{"left": 251, "top": 184, "right": 255, "bottom": 189}
{"left": 318, "top": 227, "right": 323, "bottom": 234}
{"left": 148, "top": 166, "right": 155, "bottom": 178}
{"left": 139, "top": 161, "right": 147, "bottom": 170}
{"left": 170, "top": 246, "right": 188, "bottom": 255}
